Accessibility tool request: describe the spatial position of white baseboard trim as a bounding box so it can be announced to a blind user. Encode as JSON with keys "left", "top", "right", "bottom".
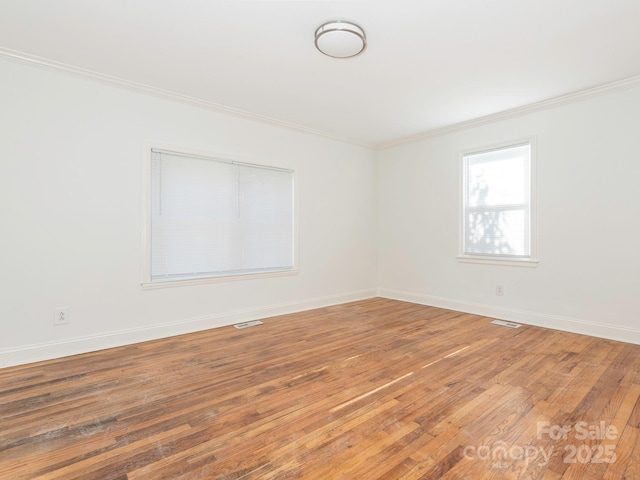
{"left": 0, "top": 289, "right": 377, "bottom": 368}
{"left": 378, "top": 288, "right": 640, "bottom": 345}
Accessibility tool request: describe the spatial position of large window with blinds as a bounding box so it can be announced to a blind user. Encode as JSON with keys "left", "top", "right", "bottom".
{"left": 460, "top": 140, "right": 536, "bottom": 265}
{"left": 147, "top": 148, "right": 295, "bottom": 284}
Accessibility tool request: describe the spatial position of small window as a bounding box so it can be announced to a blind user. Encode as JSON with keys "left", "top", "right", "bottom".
{"left": 460, "top": 141, "right": 536, "bottom": 265}
{"left": 147, "top": 148, "right": 295, "bottom": 285}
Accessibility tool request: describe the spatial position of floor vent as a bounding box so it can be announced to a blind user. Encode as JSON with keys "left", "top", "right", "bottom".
{"left": 234, "top": 320, "right": 264, "bottom": 329}
{"left": 491, "top": 319, "right": 522, "bottom": 329}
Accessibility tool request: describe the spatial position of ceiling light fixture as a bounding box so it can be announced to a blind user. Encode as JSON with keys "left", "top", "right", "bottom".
{"left": 314, "top": 21, "right": 366, "bottom": 59}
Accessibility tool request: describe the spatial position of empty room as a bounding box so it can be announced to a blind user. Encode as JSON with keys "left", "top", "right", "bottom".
{"left": 1, "top": 1, "right": 640, "bottom": 479}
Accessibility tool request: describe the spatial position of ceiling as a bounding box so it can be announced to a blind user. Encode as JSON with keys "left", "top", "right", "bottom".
{"left": 1, "top": 1, "right": 640, "bottom": 148}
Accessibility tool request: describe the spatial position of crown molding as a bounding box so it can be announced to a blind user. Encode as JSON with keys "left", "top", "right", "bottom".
{"left": 3, "top": 46, "right": 639, "bottom": 152}
{"left": 376, "top": 74, "right": 640, "bottom": 150}
{"left": 0, "top": 47, "right": 374, "bottom": 149}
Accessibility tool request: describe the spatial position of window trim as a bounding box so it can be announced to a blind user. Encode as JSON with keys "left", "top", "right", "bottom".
{"left": 140, "top": 145, "right": 299, "bottom": 289}
{"left": 457, "top": 137, "right": 538, "bottom": 267}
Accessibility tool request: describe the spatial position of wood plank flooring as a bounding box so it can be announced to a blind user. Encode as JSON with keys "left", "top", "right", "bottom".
{"left": 1, "top": 298, "right": 640, "bottom": 479}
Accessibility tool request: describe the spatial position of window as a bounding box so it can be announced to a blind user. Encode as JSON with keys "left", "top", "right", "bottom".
{"left": 146, "top": 148, "right": 295, "bottom": 285}
{"left": 460, "top": 140, "right": 536, "bottom": 265}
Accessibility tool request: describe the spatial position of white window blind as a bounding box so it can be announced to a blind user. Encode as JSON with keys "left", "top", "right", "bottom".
{"left": 462, "top": 142, "right": 531, "bottom": 258}
{"left": 150, "top": 149, "right": 294, "bottom": 282}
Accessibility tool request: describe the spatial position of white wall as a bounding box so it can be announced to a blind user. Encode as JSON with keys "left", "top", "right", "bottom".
{"left": 377, "top": 84, "right": 640, "bottom": 344}
{"left": 0, "top": 59, "right": 378, "bottom": 367}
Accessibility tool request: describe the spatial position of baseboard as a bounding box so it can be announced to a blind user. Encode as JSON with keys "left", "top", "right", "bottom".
{"left": 0, "top": 289, "right": 377, "bottom": 368}
{"left": 378, "top": 288, "right": 640, "bottom": 345}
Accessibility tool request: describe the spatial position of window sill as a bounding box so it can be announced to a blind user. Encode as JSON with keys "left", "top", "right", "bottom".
{"left": 141, "top": 268, "right": 300, "bottom": 290}
{"left": 456, "top": 256, "right": 538, "bottom": 268}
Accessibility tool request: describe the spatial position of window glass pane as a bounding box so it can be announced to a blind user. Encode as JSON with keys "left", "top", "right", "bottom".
{"left": 465, "top": 208, "right": 527, "bottom": 256}
{"left": 463, "top": 142, "right": 531, "bottom": 259}
{"left": 467, "top": 148, "right": 527, "bottom": 206}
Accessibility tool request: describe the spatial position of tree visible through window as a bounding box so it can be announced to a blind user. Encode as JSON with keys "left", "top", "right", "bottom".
{"left": 462, "top": 142, "right": 532, "bottom": 259}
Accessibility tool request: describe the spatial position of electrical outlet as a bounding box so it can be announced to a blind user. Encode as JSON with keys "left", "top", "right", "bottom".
{"left": 495, "top": 285, "right": 504, "bottom": 296}
{"left": 53, "top": 307, "right": 69, "bottom": 325}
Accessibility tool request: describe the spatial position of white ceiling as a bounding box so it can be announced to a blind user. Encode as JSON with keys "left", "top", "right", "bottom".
{"left": 1, "top": 0, "right": 640, "bottom": 147}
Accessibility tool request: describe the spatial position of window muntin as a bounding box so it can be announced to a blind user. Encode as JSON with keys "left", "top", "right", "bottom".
{"left": 149, "top": 149, "right": 295, "bottom": 283}
{"left": 462, "top": 142, "right": 532, "bottom": 259}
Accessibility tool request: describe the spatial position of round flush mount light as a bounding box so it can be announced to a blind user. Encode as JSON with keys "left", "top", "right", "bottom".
{"left": 314, "top": 20, "right": 366, "bottom": 58}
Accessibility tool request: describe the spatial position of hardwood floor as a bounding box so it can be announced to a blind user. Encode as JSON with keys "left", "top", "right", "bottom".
{"left": 1, "top": 298, "right": 640, "bottom": 479}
